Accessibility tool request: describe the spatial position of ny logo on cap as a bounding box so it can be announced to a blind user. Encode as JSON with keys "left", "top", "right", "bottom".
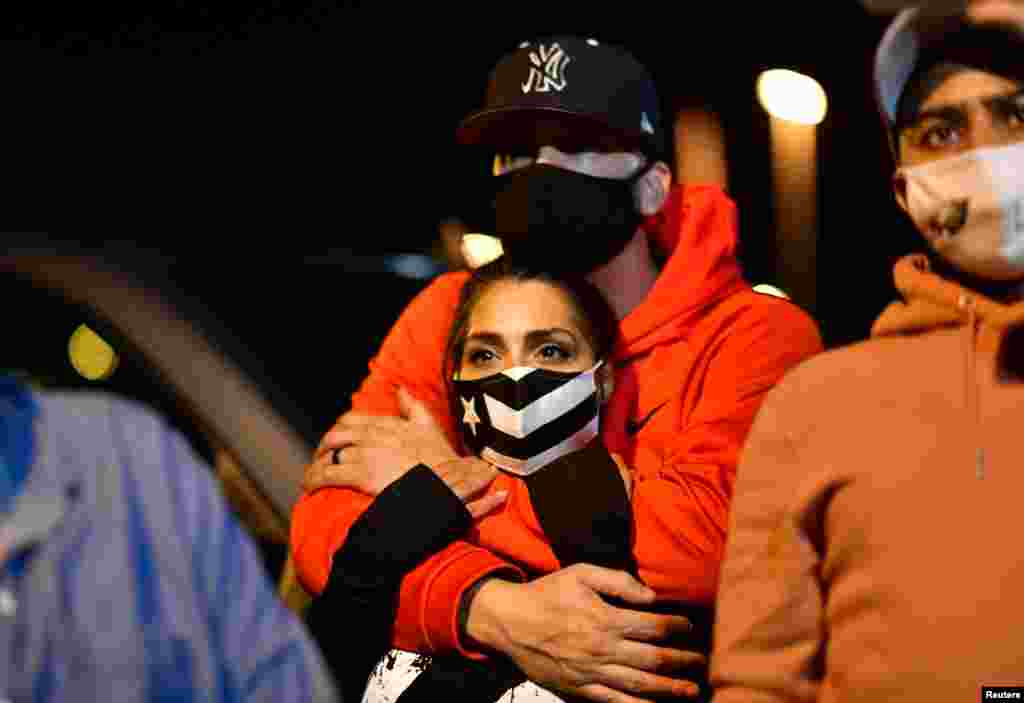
{"left": 522, "top": 43, "right": 570, "bottom": 94}
{"left": 641, "top": 112, "right": 654, "bottom": 134}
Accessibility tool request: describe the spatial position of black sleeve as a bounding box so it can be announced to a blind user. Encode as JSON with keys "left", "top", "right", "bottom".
{"left": 305, "top": 463, "right": 472, "bottom": 702}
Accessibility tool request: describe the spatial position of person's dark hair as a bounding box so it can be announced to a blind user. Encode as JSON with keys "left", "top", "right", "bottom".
{"left": 444, "top": 256, "right": 618, "bottom": 379}
{"left": 442, "top": 256, "right": 619, "bottom": 451}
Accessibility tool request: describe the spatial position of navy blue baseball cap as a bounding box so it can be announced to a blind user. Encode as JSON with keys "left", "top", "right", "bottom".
{"left": 456, "top": 36, "right": 666, "bottom": 158}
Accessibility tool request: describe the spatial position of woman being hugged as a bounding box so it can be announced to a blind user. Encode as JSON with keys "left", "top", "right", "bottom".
{"left": 295, "top": 257, "right": 704, "bottom": 702}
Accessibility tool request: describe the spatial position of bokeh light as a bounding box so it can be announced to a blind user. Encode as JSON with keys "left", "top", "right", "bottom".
{"left": 752, "top": 283, "right": 791, "bottom": 300}
{"left": 68, "top": 324, "right": 119, "bottom": 381}
{"left": 461, "top": 234, "right": 504, "bottom": 269}
{"left": 757, "top": 69, "right": 828, "bottom": 125}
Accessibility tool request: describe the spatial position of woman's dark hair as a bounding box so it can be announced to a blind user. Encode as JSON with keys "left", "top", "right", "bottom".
{"left": 443, "top": 257, "right": 618, "bottom": 380}
{"left": 442, "top": 256, "right": 619, "bottom": 451}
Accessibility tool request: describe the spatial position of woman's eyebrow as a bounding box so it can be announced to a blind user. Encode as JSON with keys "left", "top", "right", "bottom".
{"left": 465, "top": 331, "right": 506, "bottom": 350}
{"left": 524, "top": 328, "right": 576, "bottom": 347}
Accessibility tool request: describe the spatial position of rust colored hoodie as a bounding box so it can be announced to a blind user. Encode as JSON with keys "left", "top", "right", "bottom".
{"left": 291, "top": 184, "right": 822, "bottom": 659}
{"left": 712, "top": 254, "right": 1024, "bottom": 703}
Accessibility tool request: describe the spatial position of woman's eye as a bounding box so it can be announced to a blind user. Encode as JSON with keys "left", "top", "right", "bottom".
{"left": 537, "top": 344, "right": 571, "bottom": 361}
{"left": 468, "top": 349, "right": 496, "bottom": 364}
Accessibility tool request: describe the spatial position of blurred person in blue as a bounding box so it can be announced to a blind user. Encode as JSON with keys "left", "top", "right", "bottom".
{"left": 0, "top": 374, "right": 338, "bottom": 702}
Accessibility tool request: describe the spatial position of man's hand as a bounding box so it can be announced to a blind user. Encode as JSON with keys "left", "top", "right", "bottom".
{"left": 314, "top": 386, "right": 457, "bottom": 466}
{"left": 306, "top": 386, "right": 458, "bottom": 492}
{"left": 466, "top": 565, "right": 705, "bottom": 703}
{"left": 304, "top": 387, "right": 506, "bottom": 517}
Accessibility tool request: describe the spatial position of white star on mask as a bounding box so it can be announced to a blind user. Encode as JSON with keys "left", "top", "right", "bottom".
{"left": 461, "top": 396, "right": 481, "bottom": 436}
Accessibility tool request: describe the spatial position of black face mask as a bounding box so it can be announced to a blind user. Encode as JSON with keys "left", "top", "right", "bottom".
{"left": 469, "top": 163, "right": 647, "bottom": 275}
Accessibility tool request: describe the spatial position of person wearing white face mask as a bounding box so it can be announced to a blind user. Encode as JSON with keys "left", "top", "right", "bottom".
{"left": 710, "top": 4, "right": 1024, "bottom": 702}
{"left": 888, "top": 3, "right": 1024, "bottom": 288}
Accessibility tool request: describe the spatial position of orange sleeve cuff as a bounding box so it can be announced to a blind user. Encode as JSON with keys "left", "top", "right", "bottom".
{"left": 417, "top": 546, "right": 526, "bottom": 660}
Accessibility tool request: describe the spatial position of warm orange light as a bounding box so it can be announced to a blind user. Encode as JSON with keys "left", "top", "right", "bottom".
{"left": 757, "top": 69, "right": 828, "bottom": 125}
{"left": 461, "top": 234, "right": 504, "bottom": 269}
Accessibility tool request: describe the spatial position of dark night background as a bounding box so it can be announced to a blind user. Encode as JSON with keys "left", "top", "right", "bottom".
{"left": 4, "top": 2, "right": 925, "bottom": 447}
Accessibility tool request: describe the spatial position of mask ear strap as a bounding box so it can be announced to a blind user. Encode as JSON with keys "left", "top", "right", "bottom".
{"left": 591, "top": 359, "right": 614, "bottom": 403}
{"left": 630, "top": 158, "right": 656, "bottom": 184}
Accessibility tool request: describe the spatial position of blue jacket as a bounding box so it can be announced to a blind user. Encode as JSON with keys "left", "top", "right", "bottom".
{"left": 0, "top": 378, "right": 337, "bottom": 702}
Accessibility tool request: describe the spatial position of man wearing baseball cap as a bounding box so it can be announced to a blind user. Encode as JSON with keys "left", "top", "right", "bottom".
{"left": 711, "top": 4, "right": 1024, "bottom": 701}
{"left": 293, "top": 36, "right": 822, "bottom": 702}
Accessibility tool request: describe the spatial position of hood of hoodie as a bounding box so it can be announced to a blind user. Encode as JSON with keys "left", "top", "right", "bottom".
{"left": 872, "top": 254, "right": 1024, "bottom": 341}
{"left": 871, "top": 254, "right": 1024, "bottom": 480}
{"left": 614, "top": 184, "right": 747, "bottom": 363}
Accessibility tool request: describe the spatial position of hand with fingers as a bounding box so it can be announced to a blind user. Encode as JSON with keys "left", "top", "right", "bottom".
{"left": 465, "top": 564, "right": 705, "bottom": 703}
{"left": 304, "top": 386, "right": 506, "bottom": 518}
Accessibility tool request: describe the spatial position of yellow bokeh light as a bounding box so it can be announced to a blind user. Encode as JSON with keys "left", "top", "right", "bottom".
{"left": 461, "top": 233, "right": 504, "bottom": 269}
{"left": 68, "top": 324, "right": 119, "bottom": 381}
{"left": 757, "top": 69, "right": 828, "bottom": 125}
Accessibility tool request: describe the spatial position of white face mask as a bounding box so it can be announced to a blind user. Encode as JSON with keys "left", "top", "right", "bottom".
{"left": 898, "top": 141, "right": 1024, "bottom": 280}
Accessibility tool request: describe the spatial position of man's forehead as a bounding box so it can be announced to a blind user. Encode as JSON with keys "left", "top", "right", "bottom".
{"left": 918, "top": 70, "right": 1024, "bottom": 114}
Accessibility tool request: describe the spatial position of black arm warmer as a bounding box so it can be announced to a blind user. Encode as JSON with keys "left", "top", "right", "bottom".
{"left": 305, "top": 464, "right": 472, "bottom": 702}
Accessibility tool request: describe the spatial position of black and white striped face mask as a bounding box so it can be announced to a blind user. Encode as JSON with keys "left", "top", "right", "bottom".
{"left": 452, "top": 361, "right": 603, "bottom": 477}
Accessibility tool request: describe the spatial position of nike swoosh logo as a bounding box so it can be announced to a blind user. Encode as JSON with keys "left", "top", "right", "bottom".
{"left": 626, "top": 401, "right": 668, "bottom": 436}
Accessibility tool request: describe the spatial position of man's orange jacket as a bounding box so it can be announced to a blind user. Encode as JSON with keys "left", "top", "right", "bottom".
{"left": 291, "top": 184, "right": 823, "bottom": 659}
